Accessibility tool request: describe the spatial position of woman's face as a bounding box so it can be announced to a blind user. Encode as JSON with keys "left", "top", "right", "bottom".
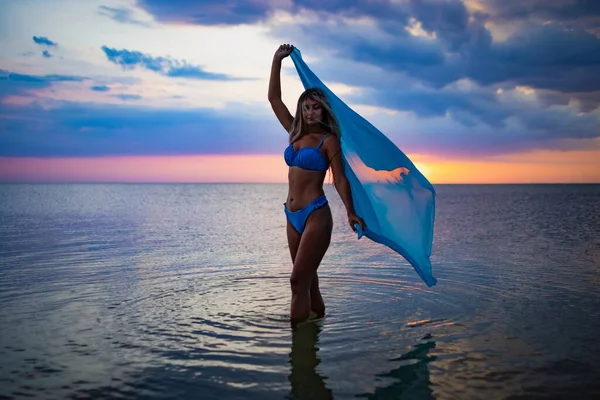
{"left": 302, "top": 97, "right": 323, "bottom": 125}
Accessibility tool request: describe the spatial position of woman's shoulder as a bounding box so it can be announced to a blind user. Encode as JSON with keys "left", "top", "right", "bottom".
{"left": 322, "top": 132, "right": 340, "bottom": 151}
{"left": 323, "top": 132, "right": 338, "bottom": 142}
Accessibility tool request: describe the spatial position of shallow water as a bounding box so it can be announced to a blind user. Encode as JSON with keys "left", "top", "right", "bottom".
{"left": 1, "top": 183, "right": 599, "bottom": 399}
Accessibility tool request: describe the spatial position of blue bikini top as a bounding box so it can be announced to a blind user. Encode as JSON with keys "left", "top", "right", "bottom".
{"left": 284, "top": 134, "right": 330, "bottom": 172}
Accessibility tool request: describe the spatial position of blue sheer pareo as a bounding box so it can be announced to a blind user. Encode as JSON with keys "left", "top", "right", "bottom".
{"left": 290, "top": 48, "right": 437, "bottom": 287}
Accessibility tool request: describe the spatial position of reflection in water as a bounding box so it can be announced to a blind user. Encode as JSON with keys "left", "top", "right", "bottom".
{"left": 358, "top": 335, "right": 436, "bottom": 400}
{"left": 287, "top": 322, "right": 436, "bottom": 400}
{"left": 288, "top": 321, "right": 333, "bottom": 400}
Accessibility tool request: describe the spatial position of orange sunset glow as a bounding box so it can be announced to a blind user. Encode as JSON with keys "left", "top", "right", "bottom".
{"left": 2, "top": 148, "right": 598, "bottom": 184}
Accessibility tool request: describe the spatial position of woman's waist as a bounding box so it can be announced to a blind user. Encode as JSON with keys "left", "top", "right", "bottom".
{"left": 285, "top": 189, "right": 327, "bottom": 211}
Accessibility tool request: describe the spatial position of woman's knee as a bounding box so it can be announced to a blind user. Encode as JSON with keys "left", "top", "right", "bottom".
{"left": 290, "top": 273, "right": 311, "bottom": 293}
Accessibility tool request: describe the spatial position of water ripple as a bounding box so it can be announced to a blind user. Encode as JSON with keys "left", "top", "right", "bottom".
{"left": 1, "top": 183, "right": 599, "bottom": 399}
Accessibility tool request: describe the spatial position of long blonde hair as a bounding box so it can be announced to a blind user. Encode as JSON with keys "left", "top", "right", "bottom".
{"left": 288, "top": 88, "right": 340, "bottom": 143}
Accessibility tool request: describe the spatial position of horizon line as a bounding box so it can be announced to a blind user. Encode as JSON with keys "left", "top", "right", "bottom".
{"left": 1, "top": 181, "right": 599, "bottom": 185}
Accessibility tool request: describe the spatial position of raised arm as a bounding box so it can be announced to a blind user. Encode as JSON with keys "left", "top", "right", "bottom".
{"left": 268, "top": 44, "right": 294, "bottom": 132}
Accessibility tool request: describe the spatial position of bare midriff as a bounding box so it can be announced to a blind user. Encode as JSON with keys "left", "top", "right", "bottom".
{"left": 286, "top": 167, "right": 327, "bottom": 211}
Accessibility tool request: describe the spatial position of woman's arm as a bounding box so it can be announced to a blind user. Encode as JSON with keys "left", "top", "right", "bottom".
{"left": 268, "top": 44, "right": 294, "bottom": 132}
{"left": 327, "top": 136, "right": 366, "bottom": 232}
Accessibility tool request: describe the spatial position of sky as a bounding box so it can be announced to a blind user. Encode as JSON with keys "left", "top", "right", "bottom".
{"left": 0, "top": 0, "right": 599, "bottom": 183}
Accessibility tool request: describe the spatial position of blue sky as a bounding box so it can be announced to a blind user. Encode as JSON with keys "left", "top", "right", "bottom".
{"left": 0, "top": 0, "right": 599, "bottom": 182}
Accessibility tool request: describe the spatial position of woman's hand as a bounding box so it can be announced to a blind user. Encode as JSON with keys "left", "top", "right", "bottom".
{"left": 274, "top": 44, "right": 294, "bottom": 61}
{"left": 348, "top": 212, "right": 366, "bottom": 233}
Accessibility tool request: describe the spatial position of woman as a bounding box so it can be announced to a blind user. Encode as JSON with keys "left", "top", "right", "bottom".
{"left": 268, "top": 43, "right": 366, "bottom": 323}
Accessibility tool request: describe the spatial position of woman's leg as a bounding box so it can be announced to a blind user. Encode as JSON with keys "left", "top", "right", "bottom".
{"left": 286, "top": 220, "right": 301, "bottom": 261}
{"left": 287, "top": 222, "right": 326, "bottom": 318}
{"left": 309, "top": 274, "right": 325, "bottom": 318}
{"left": 289, "top": 205, "right": 333, "bottom": 322}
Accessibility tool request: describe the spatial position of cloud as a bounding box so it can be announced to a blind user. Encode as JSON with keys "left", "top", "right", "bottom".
{"left": 268, "top": 0, "right": 600, "bottom": 133}
{"left": 0, "top": 91, "right": 597, "bottom": 160}
{"left": 135, "top": 0, "right": 274, "bottom": 25}
{"left": 112, "top": 94, "right": 142, "bottom": 101}
{"left": 468, "top": 24, "right": 600, "bottom": 92}
{"left": 33, "top": 36, "right": 58, "bottom": 59}
{"left": 133, "top": 0, "right": 600, "bottom": 42}
{"left": 349, "top": 79, "right": 599, "bottom": 137}
{"left": 0, "top": 70, "right": 85, "bottom": 85}
{"left": 33, "top": 36, "right": 57, "bottom": 46}
{"left": 91, "top": 85, "right": 110, "bottom": 92}
{"left": 358, "top": 85, "right": 509, "bottom": 126}
{"left": 409, "top": 0, "right": 475, "bottom": 50}
{"left": 294, "top": 7, "right": 600, "bottom": 92}
{"left": 0, "top": 100, "right": 285, "bottom": 157}
{"left": 482, "top": 0, "right": 600, "bottom": 29}
{"left": 101, "top": 46, "right": 247, "bottom": 80}
{"left": 98, "top": 5, "right": 152, "bottom": 27}
{"left": 0, "top": 70, "right": 88, "bottom": 101}
{"left": 135, "top": 0, "right": 412, "bottom": 26}
{"left": 133, "top": 0, "right": 600, "bottom": 90}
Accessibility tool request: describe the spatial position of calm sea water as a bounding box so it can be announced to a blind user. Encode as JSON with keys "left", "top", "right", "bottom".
{"left": 1, "top": 183, "right": 599, "bottom": 400}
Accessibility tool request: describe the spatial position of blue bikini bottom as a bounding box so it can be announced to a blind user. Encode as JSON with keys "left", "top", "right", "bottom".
{"left": 284, "top": 195, "right": 328, "bottom": 234}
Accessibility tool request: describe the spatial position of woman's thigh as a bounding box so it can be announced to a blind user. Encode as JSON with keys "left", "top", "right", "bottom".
{"left": 290, "top": 205, "right": 333, "bottom": 283}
